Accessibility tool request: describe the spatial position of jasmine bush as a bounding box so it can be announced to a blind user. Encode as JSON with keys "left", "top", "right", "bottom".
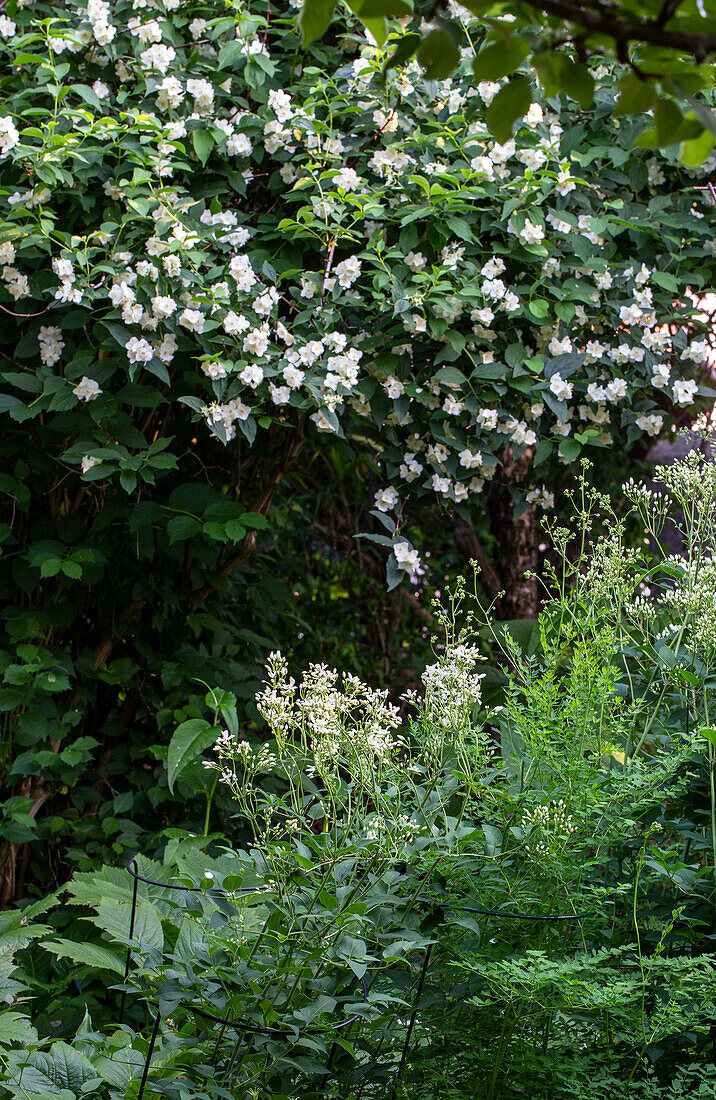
{"left": 3, "top": 0, "right": 716, "bottom": 908}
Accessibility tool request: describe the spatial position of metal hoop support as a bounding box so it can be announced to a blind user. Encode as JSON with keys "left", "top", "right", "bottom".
{"left": 388, "top": 898, "right": 596, "bottom": 1099}
{"left": 121, "top": 858, "right": 369, "bottom": 1098}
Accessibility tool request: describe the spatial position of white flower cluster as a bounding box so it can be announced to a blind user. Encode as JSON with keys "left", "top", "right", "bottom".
{"left": 418, "top": 643, "right": 485, "bottom": 733}
{"left": 205, "top": 728, "right": 277, "bottom": 787}
{"left": 364, "top": 811, "right": 422, "bottom": 851}
{"left": 521, "top": 799, "right": 577, "bottom": 858}
{"left": 255, "top": 651, "right": 401, "bottom": 782}
{"left": 0, "top": 0, "right": 711, "bottom": 528}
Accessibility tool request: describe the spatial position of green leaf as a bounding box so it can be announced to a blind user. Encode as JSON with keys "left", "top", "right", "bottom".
{"left": 558, "top": 438, "right": 581, "bottom": 462}
{"left": 486, "top": 76, "right": 532, "bottom": 143}
{"left": 173, "top": 918, "right": 209, "bottom": 966}
{"left": 70, "top": 83, "right": 102, "bottom": 110}
{"left": 167, "top": 718, "right": 216, "bottom": 793}
{"left": 417, "top": 28, "right": 460, "bottom": 81}
{"left": 533, "top": 52, "right": 565, "bottom": 98}
{"left": 44, "top": 939, "right": 125, "bottom": 974}
{"left": 241, "top": 512, "right": 269, "bottom": 529}
{"left": 96, "top": 897, "right": 163, "bottom": 956}
{"left": 362, "top": 16, "right": 387, "bottom": 45}
{"left": 614, "top": 73, "right": 656, "bottom": 117}
{"left": 562, "top": 60, "right": 594, "bottom": 109}
{"left": 681, "top": 127, "right": 714, "bottom": 166}
{"left": 39, "top": 558, "right": 62, "bottom": 578}
{"left": 654, "top": 97, "right": 682, "bottom": 144}
{"left": 651, "top": 270, "right": 679, "bottom": 292}
{"left": 386, "top": 553, "right": 406, "bottom": 590}
{"left": 0, "top": 1012, "right": 38, "bottom": 1046}
{"left": 217, "top": 39, "right": 244, "bottom": 69}
{"left": 192, "top": 129, "right": 214, "bottom": 165}
{"left": 15, "top": 1043, "right": 97, "bottom": 1095}
{"left": 473, "top": 36, "right": 528, "bottom": 82}
{"left": 445, "top": 215, "right": 473, "bottom": 241}
{"left": 350, "top": 0, "right": 412, "bottom": 15}
{"left": 384, "top": 32, "right": 420, "bottom": 72}
{"left": 482, "top": 823, "right": 502, "bottom": 856}
{"left": 299, "top": 0, "right": 337, "bottom": 45}
{"left": 166, "top": 515, "right": 201, "bottom": 543}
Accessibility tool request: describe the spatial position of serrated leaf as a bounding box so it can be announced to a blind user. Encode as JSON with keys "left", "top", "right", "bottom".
{"left": 166, "top": 515, "right": 201, "bottom": 543}
{"left": 44, "top": 939, "right": 125, "bottom": 974}
{"left": 0, "top": 1012, "right": 38, "bottom": 1046}
{"left": 173, "top": 918, "right": 209, "bottom": 966}
{"left": 14, "top": 1043, "right": 97, "bottom": 1095}
{"left": 96, "top": 897, "right": 163, "bottom": 957}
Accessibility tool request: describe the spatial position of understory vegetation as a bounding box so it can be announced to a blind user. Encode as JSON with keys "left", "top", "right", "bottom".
{"left": 3, "top": 438, "right": 716, "bottom": 1098}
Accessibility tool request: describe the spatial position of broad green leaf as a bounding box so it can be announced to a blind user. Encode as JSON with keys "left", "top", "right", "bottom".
{"left": 192, "top": 129, "right": 214, "bottom": 165}
{"left": 167, "top": 718, "right": 217, "bottom": 792}
{"left": 350, "top": 0, "right": 412, "bottom": 14}
{"left": 436, "top": 366, "right": 467, "bottom": 386}
{"left": 14, "top": 1043, "right": 96, "bottom": 1096}
{"left": 70, "top": 83, "right": 102, "bottom": 110}
{"left": 558, "top": 438, "right": 581, "bottom": 462}
{"left": 533, "top": 51, "right": 565, "bottom": 98}
{"left": 167, "top": 515, "right": 201, "bottom": 543}
{"left": 654, "top": 97, "right": 682, "bottom": 144}
{"left": 681, "top": 127, "right": 714, "bottom": 166}
{"left": 299, "top": 0, "right": 337, "bottom": 45}
{"left": 473, "top": 36, "right": 528, "bottom": 82}
{"left": 173, "top": 918, "right": 209, "bottom": 965}
{"left": 482, "top": 823, "right": 502, "bottom": 856}
{"left": 417, "top": 28, "right": 460, "bottom": 81}
{"left": 614, "top": 73, "right": 656, "bottom": 117}
{"left": 486, "top": 76, "right": 532, "bottom": 142}
{"left": 93, "top": 1046, "right": 145, "bottom": 1088}
{"left": 96, "top": 897, "right": 163, "bottom": 956}
{"left": 384, "top": 31, "right": 420, "bottom": 71}
{"left": 0, "top": 1012, "right": 38, "bottom": 1046}
{"left": 362, "top": 16, "right": 387, "bottom": 46}
{"left": 562, "top": 60, "right": 594, "bottom": 109}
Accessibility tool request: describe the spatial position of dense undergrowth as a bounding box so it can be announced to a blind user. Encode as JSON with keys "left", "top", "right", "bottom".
{"left": 2, "top": 439, "right": 716, "bottom": 1098}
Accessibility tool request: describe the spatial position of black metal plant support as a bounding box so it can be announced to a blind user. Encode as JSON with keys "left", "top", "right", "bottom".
{"left": 387, "top": 899, "right": 596, "bottom": 1100}
{"left": 118, "top": 859, "right": 369, "bottom": 1099}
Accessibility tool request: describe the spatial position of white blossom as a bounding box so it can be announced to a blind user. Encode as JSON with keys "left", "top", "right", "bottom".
{"left": 73, "top": 376, "right": 102, "bottom": 401}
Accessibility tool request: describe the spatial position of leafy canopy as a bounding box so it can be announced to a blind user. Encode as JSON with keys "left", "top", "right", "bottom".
{"left": 300, "top": 0, "right": 716, "bottom": 153}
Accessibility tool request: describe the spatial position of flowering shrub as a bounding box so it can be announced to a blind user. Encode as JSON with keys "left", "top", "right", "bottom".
{"left": 1, "top": 0, "right": 715, "bottom": 580}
